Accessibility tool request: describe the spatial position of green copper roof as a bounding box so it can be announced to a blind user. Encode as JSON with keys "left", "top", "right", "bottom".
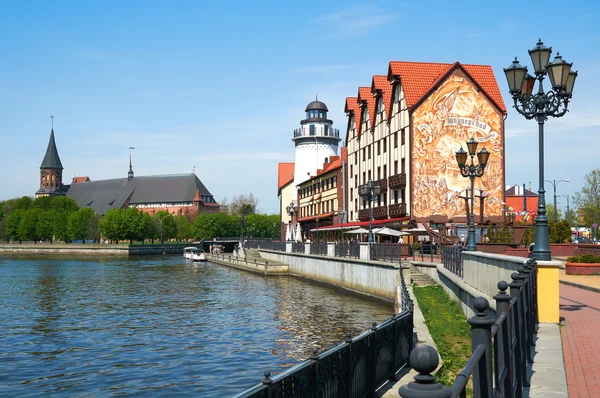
{"left": 40, "top": 129, "right": 63, "bottom": 169}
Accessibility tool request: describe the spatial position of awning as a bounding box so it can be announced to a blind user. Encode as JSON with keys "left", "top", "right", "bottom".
{"left": 344, "top": 227, "right": 370, "bottom": 234}
{"left": 373, "top": 227, "right": 409, "bottom": 236}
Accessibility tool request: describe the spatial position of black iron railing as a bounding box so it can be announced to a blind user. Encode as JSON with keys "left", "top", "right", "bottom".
{"left": 334, "top": 242, "right": 359, "bottom": 258}
{"left": 370, "top": 243, "right": 401, "bottom": 263}
{"left": 310, "top": 242, "right": 328, "bottom": 256}
{"left": 234, "top": 269, "right": 414, "bottom": 398}
{"left": 441, "top": 244, "right": 463, "bottom": 277}
{"left": 292, "top": 242, "right": 305, "bottom": 254}
{"left": 399, "top": 258, "right": 538, "bottom": 398}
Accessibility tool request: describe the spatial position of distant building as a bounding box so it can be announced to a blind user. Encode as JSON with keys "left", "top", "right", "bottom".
{"left": 505, "top": 184, "right": 538, "bottom": 223}
{"left": 35, "top": 128, "right": 219, "bottom": 216}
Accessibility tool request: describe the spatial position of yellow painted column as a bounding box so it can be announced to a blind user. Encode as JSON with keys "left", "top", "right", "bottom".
{"left": 536, "top": 261, "right": 560, "bottom": 323}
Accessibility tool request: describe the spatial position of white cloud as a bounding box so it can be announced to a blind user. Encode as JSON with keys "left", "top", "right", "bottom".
{"left": 314, "top": 5, "right": 397, "bottom": 36}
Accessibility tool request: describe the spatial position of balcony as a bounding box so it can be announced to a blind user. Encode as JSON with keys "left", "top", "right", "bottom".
{"left": 389, "top": 203, "right": 407, "bottom": 218}
{"left": 373, "top": 205, "right": 388, "bottom": 219}
{"left": 374, "top": 178, "right": 387, "bottom": 191}
{"left": 358, "top": 208, "right": 370, "bottom": 221}
{"left": 388, "top": 173, "right": 407, "bottom": 188}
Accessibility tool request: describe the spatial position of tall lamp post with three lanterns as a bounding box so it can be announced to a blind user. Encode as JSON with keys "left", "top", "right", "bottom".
{"left": 359, "top": 180, "right": 381, "bottom": 245}
{"left": 455, "top": 138, "right": 490, "bottom": 251}
{"left": 504, "top": 39, "right": 577, "bottom": 261}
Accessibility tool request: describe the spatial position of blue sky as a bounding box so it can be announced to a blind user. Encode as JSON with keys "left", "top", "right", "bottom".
{"left": 1, "top": 0, "right": 598, "bottom": 214}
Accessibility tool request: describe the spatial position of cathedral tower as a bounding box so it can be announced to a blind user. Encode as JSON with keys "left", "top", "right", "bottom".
{"left": 36, "top": 129, "right": 65, "bottom": 197}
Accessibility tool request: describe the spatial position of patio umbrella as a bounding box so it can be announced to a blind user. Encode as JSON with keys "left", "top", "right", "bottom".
{"left": 373, "top": 227, "right": 409, "bottom": 236}
{"left": 285, "top": 223, "right": 292, "bottom": 242}
{"left": 295, "top": 223, "right": 303, "bottom": 242}
{"left": 344, "top": 227, "right": 370, "bottom": 234}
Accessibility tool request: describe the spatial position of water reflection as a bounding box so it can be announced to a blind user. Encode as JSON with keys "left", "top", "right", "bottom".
{"left": 0, "top": 256, "right": 392, "bottom": 397}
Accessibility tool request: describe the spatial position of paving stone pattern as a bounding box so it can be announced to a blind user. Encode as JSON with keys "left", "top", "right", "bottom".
{"left": 560, "top": 285, "right": 600, "bottom": 397}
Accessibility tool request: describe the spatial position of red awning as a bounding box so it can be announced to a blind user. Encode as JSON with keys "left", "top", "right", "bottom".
{"left": 313, "top": 216, "right": 410, "bottom": 231}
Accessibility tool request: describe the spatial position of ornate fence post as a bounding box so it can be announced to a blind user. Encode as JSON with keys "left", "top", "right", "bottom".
{"left": 398, "top": 345, "right": 452, "bottom": 398}
{"left": 509, "top": 272, "right": 525, "bottom": 392}
{"left": 494, "top": 281, "right": 514, "bottom": 398}
{"left": 468, "top": 297, "right": 494, "bottom": 398}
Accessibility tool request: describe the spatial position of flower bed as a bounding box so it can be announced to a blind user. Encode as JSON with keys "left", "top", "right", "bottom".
{"left": 565, "top": 254, "right": 600, "bottom": 275}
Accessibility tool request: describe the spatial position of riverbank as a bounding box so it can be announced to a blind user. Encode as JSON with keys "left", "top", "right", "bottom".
{"left": 0, "top": 243, "right": 195, "bottom": 256}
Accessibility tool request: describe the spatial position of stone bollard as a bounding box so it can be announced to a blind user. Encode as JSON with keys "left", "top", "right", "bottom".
{"left": 398, "top": 345, "right": 451, "bottom": 397}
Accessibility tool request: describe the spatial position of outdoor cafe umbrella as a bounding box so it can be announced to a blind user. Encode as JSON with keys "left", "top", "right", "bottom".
{"left": 285, "top": 223, "right": 292, "bottom": 242}
{"left": 372, "top": 227, "right": 409, "bottom": 236}
{"left": 295, "top": 222, "right": 303, "bottom": 242}
{"left": 344, "top": 227, "right": 370, "bottom": 234}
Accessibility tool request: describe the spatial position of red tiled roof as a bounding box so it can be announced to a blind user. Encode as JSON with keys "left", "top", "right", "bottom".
{"left": 344, "top": 96, "right": 360, "bottom": 143}
{"left": 278, "top": 162, "right": 295, "bottom": 193}
{"left": 387, "top": 61, "right": 506, "bottom": 113}
{"left": 371, "top": 75, "right": 392, "bottom": 118}
{"left": 357, "top": 87, "right": 375, "bottom": 134}
{"left": 72, "top": 176, "right": 90, "bottom": 183}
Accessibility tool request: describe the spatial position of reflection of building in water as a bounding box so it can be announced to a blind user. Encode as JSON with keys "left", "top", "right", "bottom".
{"left": 268, "top": 278, "right": 391, "bottom": 361}
{"left": 344, "top": 61, "right": 506, "bottom": 227}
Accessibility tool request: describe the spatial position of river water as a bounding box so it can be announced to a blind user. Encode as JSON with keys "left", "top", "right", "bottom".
{"left": 0, "top": 256, "right": 393, "bottom": 397}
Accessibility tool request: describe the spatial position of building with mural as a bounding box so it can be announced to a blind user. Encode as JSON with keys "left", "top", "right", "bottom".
{"left": 36, "top": 128, "right": 219, "bottom": 216}
{"left": 344, "top": 61, "right": 506, "bottom": 227}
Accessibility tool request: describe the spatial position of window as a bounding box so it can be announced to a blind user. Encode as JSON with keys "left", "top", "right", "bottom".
{"left": 383, "top": 165, "right": 387, "bottom": 178}
{"left": 362, "top": 172, "right": 366, "bottom": 184}
{"left": 394, "top": 190, "right": 398, "bottom": 203}
{"left": 363, "top": 148, "right": 366, "bottom": 160}
{"left": 350, "top": 188, "right": 353, "bottom": 200}
{"left": 401, "top": 158, "right": 406, "bottom": 173}
{"left": 394, "top": 160, "right": 398, "bottom": 175}
{"left": 377, "top": 141, "right": 381, "bottom": 155}
{"left": 394, "top": 132, "right": 398, "bottom": 148}
{"left": 377, "top": 166, "right": 381, "bottom": 180}
{"left": 350, "top": 210, "right": 353, "bottom": 220}
{"left": 355, "top": 153, "right": 358, "bottom": 165}
{"left": 355, "top": 175, "right": 358, "bottom": 188}
{"left": 368, "top": 170, "right": 371, "bottom": 181}
{"left": 368, "top": 146, "right": 371, "bottom": 159}
{"left": 383, "top": 138, "right": 387, "bottom": 153}
{"left": 401, "top": 128, "right": 406, "bottom": 145}
{"left": 401, "top": 189, "right": 406, "bottom": 203}
{"left": 394, "top": 85, "right": 401, "bottom": 103}
{"left": 309, "top": 125, "right": 315, "bottom": 136}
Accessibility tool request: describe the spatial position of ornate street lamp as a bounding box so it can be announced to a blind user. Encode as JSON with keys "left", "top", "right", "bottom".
{"left": 504, "top": 39, "right": 577, "bottom": 261}
{"left": 359, "top": 180, "right": 381, "bottom": 244}
{"left": 286, "top": 201, "right": 298, "bottom": 242}
{"left": 545, "top": 179, "right": 569, "bottom": 223}
{"left": 455, "top": 138, "right": 490, "bottom": 251}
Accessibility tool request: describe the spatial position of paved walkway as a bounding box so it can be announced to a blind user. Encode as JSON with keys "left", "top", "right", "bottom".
{"left": 560, "top": 284, "right": 600, "bottom": 397}
{"left": 559, "top": 270, "right": 600, "bottom": 292}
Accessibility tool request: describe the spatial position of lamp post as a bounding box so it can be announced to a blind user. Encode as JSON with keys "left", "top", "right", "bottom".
{"left": 239, "top": 214, "right": 247, "bottom": 247}
{"left": 286, "top": 201, "right": 297, "bottom": 242}
{"left": 504, "top": 39, "right": 577, "bottom": 261}
{"left": 158, "top": 214, "right": 170, "bottom": 245}
{"left": 359, "top": 180, "right": 381, "bottom": 244}
{"left": 545, "top": 179, "right": 569, "bottom": 223}
{"left": 560, "top": 194, "right": 570, "bottom": 224}
{"left": 455, "top": 137, "right": 490, "bottom": 251}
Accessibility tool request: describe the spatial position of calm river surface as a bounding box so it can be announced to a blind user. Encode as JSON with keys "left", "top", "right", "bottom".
{"left": 0, "top": 256, "right": 392, "bottom": 397}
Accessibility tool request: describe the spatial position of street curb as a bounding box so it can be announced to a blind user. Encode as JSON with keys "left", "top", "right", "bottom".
{"left": 559, "top": 280, "right": 600, "bottom": 294}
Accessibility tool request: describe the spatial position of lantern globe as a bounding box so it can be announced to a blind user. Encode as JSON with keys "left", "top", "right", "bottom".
{"left": 466, "top": 137, "right": 479, "bottom": 155}
{"left": 373, "top": 185, "right": 381, "bottom": 196}
{"left": 564, "top": 70, "right": 577, "bottom": 97}
{"left": 528, "top": 39, "right": 552, "bottom": 74}
{"left": 455, "top": 147, "right": 467, "bottom": 168}
{"left": 477, "top": 147, "right": 490, "bottom": 168}
{"left": 546, "top": 53, "right": 572, "bottom": 89}
{"left": 504, "top": 57, "right": 528, "bottom": 94}
{"left": 521, "top": 74, "right": 536, "bottom": 96}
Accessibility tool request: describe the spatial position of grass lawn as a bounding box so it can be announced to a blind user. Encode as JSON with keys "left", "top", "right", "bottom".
{"left": 413, "top": 285, "right": 472, "bottom": 386}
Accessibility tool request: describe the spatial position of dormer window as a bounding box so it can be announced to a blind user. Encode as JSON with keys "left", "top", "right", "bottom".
{"left": 377, "top": 97, "right": 384, "bottom": 113}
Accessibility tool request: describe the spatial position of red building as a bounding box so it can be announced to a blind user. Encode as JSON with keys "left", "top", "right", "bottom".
{"left": 504, "top": 185, "right": 538, "bottom": 223}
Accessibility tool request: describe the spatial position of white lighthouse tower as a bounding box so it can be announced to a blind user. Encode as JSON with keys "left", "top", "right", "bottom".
{"left": 292, "top": 98, "right": 341, "bottom": 190}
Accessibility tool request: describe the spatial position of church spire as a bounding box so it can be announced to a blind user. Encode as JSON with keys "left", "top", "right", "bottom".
{"left": 40, "top": 127, "right": 63, "bottom": 170}
{"left": 128, "top": 147, "right": 135, "bottom": 180}
{"left": 36, "top": 119, "right": 65, "bottom": 198}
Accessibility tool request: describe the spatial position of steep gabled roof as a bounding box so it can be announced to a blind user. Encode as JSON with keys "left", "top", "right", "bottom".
{"left": 40, "top": 129, "right": 63, "bottom": 169}
{"left": 505, "top": 185, "right": 538, "bottom": 197}
{"left": 278, "top": 162, "right": 294, "bottom": 194}
{"left": 387, "top": 61, "right": 506, "bottom": 113}
{"left": 72, "top": 176, "right": 90, "bottom": 183}
{"left": 357, "top": 87, "right": 375, "bottom": 134}
{"left": 371, "top": 75, "right": 393, "bottom": 117}
{"left": 344, "top": 97, "right": 360, "bottom": 146}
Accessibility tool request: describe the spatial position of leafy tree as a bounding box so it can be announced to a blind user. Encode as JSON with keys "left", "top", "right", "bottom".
{"left": 0, "top": 216, "right": 7, "bottom": 242}
{"left": 33, "top": 196, "right": 53, "bottom": 211}
{"left": 68, "top": 208, "right": 97, "bottom": 243}
{"left": 100, "top": 208, "right": 127, "bottom": 243}
{"left": 191, "top": 214, "right": 216, "bottom": 240}
{"left": 153, "top": 211, "right": 176, "bottom": 243}
{"left": 37, "top": 209, "right": 58, "bottom": 243}
{"left": 230, "top": 193, "right": 259, "bottom": 216}
{"left": 174, "top": 214, "right": 191, "bottom": 241}
{"left": 573, "top": 168, "right": 600, "bottom": 227}
{"left": 13, "top": 196, "right": 34, "bottom": 211}
{"left": 139, "top": 212, "right": 154, "bottom": 244}
{"left": 564, "top": 208, "right": 577, "bottom": 227}
{"left": 123, "top": 207, "right": 144, "bottom": 244}
{"left": 53, "top": 211, "right": 71, "bottom": 243}
{"left": 6, "top": 209, "right": 25, "bottom": 242}
{"left": 50, "top": 196, "right": 79, "bottom": 213}
{"left": 549, "top": 219, "right": 572, "bottom": 244}
{"left": 18, "top": 208, "right": 44, "bottom": 242}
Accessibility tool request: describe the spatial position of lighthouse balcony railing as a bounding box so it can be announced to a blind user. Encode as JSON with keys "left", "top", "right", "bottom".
{"left": 293, "top": 127, "right": 340, "bottom": 138}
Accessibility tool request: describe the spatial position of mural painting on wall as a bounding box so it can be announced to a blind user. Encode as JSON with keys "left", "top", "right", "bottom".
{"left": 412, "top": 73, "right": 504, "bottom": 219}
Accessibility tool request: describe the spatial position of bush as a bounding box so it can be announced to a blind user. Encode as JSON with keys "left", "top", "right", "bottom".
{"left": 566, "top": 254, "right": 600, "bottom": 263}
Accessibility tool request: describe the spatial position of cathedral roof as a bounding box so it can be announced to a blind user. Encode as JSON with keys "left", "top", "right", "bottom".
{"left": 40, "top": 129, "right": 63, "bottom": 169}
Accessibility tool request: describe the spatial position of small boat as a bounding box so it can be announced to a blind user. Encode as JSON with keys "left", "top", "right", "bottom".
{"left": 192, "top": 249, "right": 207, "bottom": 262}
{"left": 184, "top": 247, "right": 197, "bottom": 261}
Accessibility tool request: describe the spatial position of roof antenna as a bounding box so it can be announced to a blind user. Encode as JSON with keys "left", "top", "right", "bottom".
{"left": 128, "top": 147, "right": 135, "bottom": 180}
{"left": 50, "top": 115, "right": 54, "bottom": 129}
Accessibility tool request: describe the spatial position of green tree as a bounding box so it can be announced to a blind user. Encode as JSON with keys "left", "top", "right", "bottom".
{"left": 68, "top": 208, "right": 97, "bottom": 243}
{"left": 549, "top": 219, "right": 572, "bottom": 244}
{"left": 33, "top": 196, "right": 53, "bottom": 211}
{"left": 139, "top": 212, "right": 154, "bottom": 244}
{"left": 50, "top": 196, "right": 79, "bottom": 213}
{"left": 174, "top": 214, "right": 191, "bottom": 241}
{"left": 6, "top": 209, "right": 25, "bottom": 242}
{"left": 191, "top": 214, "right": 215, "bottom": 240}
{"left": 153, "top": 211, "right": 176, "bottom": 243}
{"left": 37, "top": 209, "right": 58, "bottom": 243}
{"left": 18, "top": 208, "right": 44, "bottom": 242}
{"left": 53, "top": 211, "right": 71, "bottom": 243}
{"left": 0, "top": 216, "right": 7, "bottom": 242}
{"left": 100, "top": 208, "right": 128, "bottom": 243}
{"left": 123, "top": 207, "right": 144, "bottom": 244}
{"left": 573, "top": 168, "right": 600, "bottom": 227}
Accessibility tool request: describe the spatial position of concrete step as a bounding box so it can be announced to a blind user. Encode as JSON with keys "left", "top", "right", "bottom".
{"left": 410, "top": 269, "right": 436, "bottom": 286}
